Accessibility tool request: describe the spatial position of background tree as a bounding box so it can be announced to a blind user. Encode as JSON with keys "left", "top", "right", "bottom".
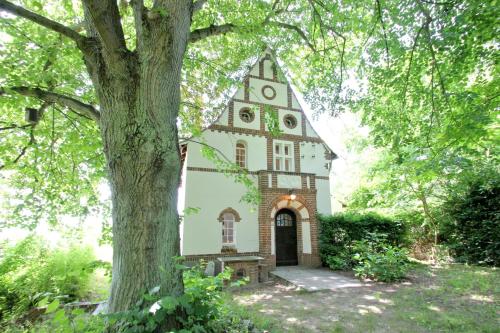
{"left": 0, "top": 0, "right": 497, "bottom": 321}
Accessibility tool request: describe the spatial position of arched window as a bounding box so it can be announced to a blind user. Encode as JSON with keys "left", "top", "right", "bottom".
{"left": 222, "top": 213, "right": 235, "bottom": 245}
{"left": 236, "top": 141, "right": 247, "bottom": 168}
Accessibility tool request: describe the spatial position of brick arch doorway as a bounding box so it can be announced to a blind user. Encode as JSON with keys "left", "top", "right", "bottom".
{"left": 275, "top": 208, "right": 298, "bottom": 266}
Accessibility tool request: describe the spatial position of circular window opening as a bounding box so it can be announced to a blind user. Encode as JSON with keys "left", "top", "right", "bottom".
{"left": 284, "top": 114, "right": 298, "bottom": 129}
{"left": 239, "top": 107, "right": 255, "bottom": 123}
{"left": 261, "top": 85, "right": 277, "bottom": 100}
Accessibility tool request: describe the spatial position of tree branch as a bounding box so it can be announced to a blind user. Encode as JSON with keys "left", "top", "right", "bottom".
{"left": 81, "top": 0, "right": 127, "bottom": 61}
{"left": 189, "top": 23, "right": 235, "bottom": 43}
{"left": 2, "top": 87, "right": 100, "bottom": 122}
{"left": 0, "top": 0, "right": 87, "bottom": 46}
{"left": 192, "top": 0, "right": 208, "bottom": 13}
{"left": 375, "top": 0, "right": 390, "bottom": 66}
{"left": 270, "top": 21, "right": 317, "bottom": 52}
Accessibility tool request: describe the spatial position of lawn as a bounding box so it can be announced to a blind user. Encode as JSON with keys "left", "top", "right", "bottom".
{"left": 230, "top": 264, "right": 499, "bottom": 333}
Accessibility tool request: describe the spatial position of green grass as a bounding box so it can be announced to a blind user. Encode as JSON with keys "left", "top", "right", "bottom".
{"left": 231, "top": 264, "right": 499, "bottom": 333}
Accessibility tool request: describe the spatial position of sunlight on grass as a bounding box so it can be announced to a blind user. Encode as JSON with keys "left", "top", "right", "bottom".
{"left": 469, "top": 294, "right": 494, "bottom": 302}
{"left": 231, "top": 264, "right": 499, "bottom": 333}
{"left": 427, "top": 305, "right": 441, "bottom": 312}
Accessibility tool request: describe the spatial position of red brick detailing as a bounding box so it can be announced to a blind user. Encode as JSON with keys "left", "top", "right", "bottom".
{"left": 287, "top": 85, "right": 292, "bottom": 108}
{"left": 294, "top": 141, "right": 301, "bottom": 173}
{"left": 217, "top": 207, "right": 242, "bottom": 222}
{"left": 244, "top": 78, "right": 250, "bottom": 101}
{"left": 233, "top": 97, "right": 302, "bottom": 112}
{"left": 261, "top": 85, "right": 277, "bottom": 100}
{"left": 225, "top": 261, "right": 260, "bottom": 284}
{"left": 266, "top": 138, "right": 273, "bottom": 170}
{"left": 228, "top": 101, "right": 234, "bottom": 127}
{"left": 183, "top": 252, "right": 260, "bottom": 263}
{"left": 258, "top": 187, "right": 321, "bottom": 269}
{"left": 316, "top": 176, "right": 329, "bottom": 180}
{"left": 248, "top": 74, "right": 284, "bottom": 84}
{"left": 260, "top": 105, "right": 265, "bottom": 131}
{"left": 186, "top": 167, "right": 258, "bottom": 175}
{"left": 301, "top": 111, "right": 307, "bottom": 137}
{"left": 209, "top": 124, "right": 324, "bottom": 143}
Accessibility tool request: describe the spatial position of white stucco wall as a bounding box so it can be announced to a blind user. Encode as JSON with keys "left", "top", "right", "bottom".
{"left": 316, "top": 179, "right": 332, "bottom": 215}
{"left": 215, "top": 107, "right": 229, "bottom": 126}
{"left": 187, "top": 130, "right": 267, "bottom": 172}
{"left": 263, "top": 59, "right": 274, "bottom": 80}
{"left": 302, "top": 222, "right": 312, "bottom": 254}
{"left": 305, "top": 121, "right": 319, "bottom": 138}
{"left": 277, "top": 174, "right": 301, "bottom": 189}
{"left": 182, "top": 171, "right": 259, "bottom": 255}
{"left": 300, "top": 142, "right": 330, "bottom": 177}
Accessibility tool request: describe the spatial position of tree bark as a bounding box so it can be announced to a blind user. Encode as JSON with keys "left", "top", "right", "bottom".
{"left": 85, "top": 1, "right": 193, "bottom": 317}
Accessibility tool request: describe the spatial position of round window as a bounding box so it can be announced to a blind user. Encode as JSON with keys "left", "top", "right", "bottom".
{"left": 283, "top": 114, "right": 298, "bottom": 129}
{"left": 239, "top": 107, "right": 255, "bottom": 123}
{"left": 261, "top": 85, "right": 277, "bottom": 100}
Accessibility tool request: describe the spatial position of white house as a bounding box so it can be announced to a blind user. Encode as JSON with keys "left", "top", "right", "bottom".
{"left": 178, "top": 49, "right": 336, "bottom": 282}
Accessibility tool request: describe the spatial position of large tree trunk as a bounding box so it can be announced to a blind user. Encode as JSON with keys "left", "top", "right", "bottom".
{"left": 83, "top": 1, "right": 193, "bottom": 315}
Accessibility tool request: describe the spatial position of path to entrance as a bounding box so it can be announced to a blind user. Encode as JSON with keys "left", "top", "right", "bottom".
{"left": 271, "top": 266, "right": 370, "bottom": 291}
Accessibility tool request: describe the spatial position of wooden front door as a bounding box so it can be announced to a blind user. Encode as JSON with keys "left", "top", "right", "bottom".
{"left": 275, "top": 209, "right": 298, "bottom": 266}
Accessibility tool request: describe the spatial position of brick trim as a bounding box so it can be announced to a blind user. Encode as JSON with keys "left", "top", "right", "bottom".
{"left": 294, "top": 141, "right": 301, "bottom": 173}
{"left": 186, "top": 166, "right": 258, "bottom": 175}
{"left": 183, "top": 252, "right": 260, "bottom": 263}
{"left": 244, "top": 78, "right": 250, "bottom": 101}
{"left": 232, "top": 98, "right": 302, "bottom": 113}
{"left": 261, "top": 85, "right": 277, "bottom": 100}
{"left": 228, "top": 101, "right": 234, "bottom": 127}
{"left": 217, "top": 207, "right": 242, "bottom": 222}
{"left": 209, "top": 124, "right": 324, "bottom": 143}
{"left": 316, "top": 176, "right": 329, "bottom": 180}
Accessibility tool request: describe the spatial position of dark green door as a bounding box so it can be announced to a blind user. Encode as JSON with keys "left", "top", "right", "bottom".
{"left": 275, "top": 209, "right": 298, "bottom": 266}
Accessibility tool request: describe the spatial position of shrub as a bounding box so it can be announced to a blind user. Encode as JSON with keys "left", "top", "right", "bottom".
{"left": 318, "top": 212, "right": 407, "bottom": 268}
{"left": 352, "top": 237, "right": 409, "bottom": 282}
{"left": 0, "top": 236, "right": 99, "bottom": 321}
{"left": 441, "top": 181, "right": 500, "bottom": 266}
{"left": 107, "top": 262, "right": 251, "bottom": 333}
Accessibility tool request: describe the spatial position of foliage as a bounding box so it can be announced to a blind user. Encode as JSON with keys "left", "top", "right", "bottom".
{"left": 263, "top": 105, "right": 283, "bottom": 138}
{"left": 441, "top": 180, "right": 500, "bottom": 266}
{"left": 318, "top": 212, "right": 406, "bottom": 267}
{"left": 0, "top": 236, "right": 100, "bottom": 322}
{"left": 352, "top": 237, "right": 410, "bottom": 282}
{"left": 105, "top": 264, "right": 250, "bottom": 333}
{"left": 344, "top": 0, "right": 499, "bottom": 256}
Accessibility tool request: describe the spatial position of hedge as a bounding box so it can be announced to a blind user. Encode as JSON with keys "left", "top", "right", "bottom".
{"left": 318, "top": 212, "right": 407, "bottom": 265}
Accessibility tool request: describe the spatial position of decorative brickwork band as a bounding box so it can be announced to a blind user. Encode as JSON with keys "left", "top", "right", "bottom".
{"left": 228, "top": 101, "right": 234, "bottom": 127}
{"left": 217, "top": 207, "right": 242, "bottom": 222}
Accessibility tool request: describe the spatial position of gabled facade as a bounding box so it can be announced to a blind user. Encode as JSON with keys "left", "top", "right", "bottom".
{"left": 179, "top": 49, "right": 335, "bottom": 280}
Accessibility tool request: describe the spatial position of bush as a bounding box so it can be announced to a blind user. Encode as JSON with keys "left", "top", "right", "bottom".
{"left": 4, "top": 262, "right": 252, "bottom": 333}
{"left": 352, "top": 236, "right": 409, "bottom": 282}
{"left": 107, "top": 262, "right": 251, "bottom": 333}
{"left": 318, "top": 212, "right": 407, "bottom": 268}
{"left": 0, "top": 236, "right": 99, "bottom": 322}
{"left": 442, "top": 181, "right": 500, "bottom": 266}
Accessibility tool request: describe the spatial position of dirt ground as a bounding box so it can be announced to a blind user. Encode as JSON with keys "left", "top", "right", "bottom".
{"left": 231, "top": 265, "right": 499, "bottom": 333}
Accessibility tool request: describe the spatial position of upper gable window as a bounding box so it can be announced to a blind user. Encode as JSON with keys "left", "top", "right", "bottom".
{"left": 274, "top": 141, "right": 293, "bottom": 172}
{"left": 236, "top": 141, "right": 247, "bottom": 168}
{"left": 239, "top": 107, "right": 255, "bottom": 123}
{"left": 222, "top": 212, "right": 235, "bottom": 245}
{"left": 283, "top": 114, "right": 297, "bottom": 129}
